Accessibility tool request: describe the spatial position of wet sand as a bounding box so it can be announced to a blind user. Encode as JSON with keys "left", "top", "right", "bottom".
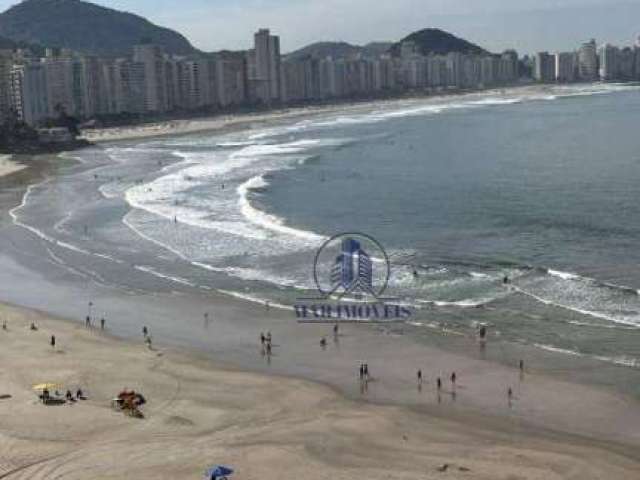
{"left": 0, "top": 164, "right": 640, "bottom": 465}
{"left": 0, "top": 155, "right": 25, "bottom": 178}
{"left": 0, "top": 301, "right": 639, "bottom": 479}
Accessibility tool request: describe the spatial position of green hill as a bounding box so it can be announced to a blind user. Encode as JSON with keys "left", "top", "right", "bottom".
{"left": 389, "top": 28, "right": 490, "bottom": 57}
{"left": 0, "top": 0, "right": 198, "bottom": 56}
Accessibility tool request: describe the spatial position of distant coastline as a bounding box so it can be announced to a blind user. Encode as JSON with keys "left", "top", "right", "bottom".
{"left": 79, "top": 80, "right": 636, "bottom": 144}
{"left": 79, "top": 80, "right": 534, "bottom": 144}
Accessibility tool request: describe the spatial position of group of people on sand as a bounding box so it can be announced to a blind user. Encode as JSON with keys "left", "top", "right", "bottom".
{"left": 358, "top": 363, "right": 370, "bottom": 381}
{"left": 41, "top": 388, "right": 86, "bottom": 404}
{"left": 85, "top": 315, "right": 107, "bottom": 330}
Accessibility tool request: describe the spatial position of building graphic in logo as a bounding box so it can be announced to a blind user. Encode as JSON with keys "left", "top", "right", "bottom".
{"left": 330, "top": 237, "right": 375, "bottom": 298}
{"left": 296, "top": 232, "right": 411, "bottom": 321}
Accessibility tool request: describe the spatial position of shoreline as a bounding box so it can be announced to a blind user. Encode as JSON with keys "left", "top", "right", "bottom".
{"left": 1, "top": 299, "right": 640, "bottom": 479}
{"left": 2, "top": 85, "right": 640, "bottom": 475}
{"left": 79, "top": 83, "right": 554, "bottom": 144}
{"left": 78, "top": 81, "right": 639, "bottom": 144}
{"left": 0, "top": 155, "right": 26, "bottom": 178}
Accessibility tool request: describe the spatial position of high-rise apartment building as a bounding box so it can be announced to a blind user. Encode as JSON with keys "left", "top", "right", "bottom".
{"left": 578, "top": 39, "right": 598, "bottom": 80}
{"left": 253, "top": 29, "right": 281, "bottom": 104}
{"left": 618, "top": 47, "right": 635, "bottom": 80}
{"left": 214, "top": 54, "right": 247, "bottom": 107}
{"left": 554, "top": 52, "right": 577, "bottom": 82}
{"left": 0, "top": 50, "right": 14, "bottom": 123}
{"left": 133, "top": 44, "right": 168, "bottom": 113}
{"left": 534, "top": 52, "right": 555, "bottom": 82}
{"left": 599, "top": 43, "right": 620, "bottom": 80}
{"left": 10, "top": 62, "right": 49, "bottom": 125}
{"left": 114, "top": 58, "right": 146, "bottom": 114}
{"left": 42, "top": 55, "right": 76, "bottom": 116}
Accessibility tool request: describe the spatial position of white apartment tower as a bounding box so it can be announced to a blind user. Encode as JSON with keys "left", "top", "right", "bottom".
{"left": 554, "top": 52, "right": 577, "bottom": 82}
{"left": 0, "top": 50, "right": 14, "bottom": 123}
{"left": 133, "top": 44, "right": 168, "bottom": 113}
{"left": 42, "top": 56, "right": 76, "bottom": 116}
{"left": 578, "top": 39, "right": 598, "bottom": 80}
{"left": 10, "top": 63, "right": 49, "bottom": 125}
{"left": 253, "top": 29, "right": 281, "bottom": 104}
{"left": 599, "top": 43, "right": 620, "bottom": 80}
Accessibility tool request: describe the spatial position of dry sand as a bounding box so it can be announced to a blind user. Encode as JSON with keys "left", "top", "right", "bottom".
{"left": 80, "top": 108, "right": 327, "bottom": 143}
{"left": 0, "top": 302, "right": 638, "bottom": 479}
{"left": 0, "top": 156, "right": 26, "bottom": 179}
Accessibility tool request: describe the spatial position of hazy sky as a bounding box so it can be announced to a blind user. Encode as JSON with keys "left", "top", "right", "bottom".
{"left": 2, "top": 0, "right": 640, "bottom": 54}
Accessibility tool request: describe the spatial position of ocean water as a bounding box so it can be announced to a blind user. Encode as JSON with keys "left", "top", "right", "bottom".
{"left": 9, "top": 83, "right": 640, "bottom": 382}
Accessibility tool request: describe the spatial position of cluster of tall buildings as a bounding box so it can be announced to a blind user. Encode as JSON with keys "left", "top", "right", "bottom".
{"left": 1, "top": 29, "right": 523, "bottom": 128}
{"left": 534, "top": 36, "right": 640, "bottom": 83}
{"left": 3, "top": 29, "right": 640, "bottom": 129}
{"left": 281, "top": 42, "right": 520, "bottom": 103}
{"left": 7, "top": 44, "right": 249, "bottom": 127}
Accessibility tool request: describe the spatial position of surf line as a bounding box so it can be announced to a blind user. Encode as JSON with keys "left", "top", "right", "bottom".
{"left": 9, "top": 178, "right": 122, "bottom": 264}
{"left": 510, "top": 285, "right": 638, "bottom": 328}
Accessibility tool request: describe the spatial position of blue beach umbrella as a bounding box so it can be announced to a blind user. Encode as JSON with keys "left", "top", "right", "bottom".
{"left": 205, "top": 465, "right": 234, "bottom": 479}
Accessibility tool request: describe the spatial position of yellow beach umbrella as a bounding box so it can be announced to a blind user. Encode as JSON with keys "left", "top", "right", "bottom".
{"left": 32, "top": 383, "right": 61, "bottom": 391}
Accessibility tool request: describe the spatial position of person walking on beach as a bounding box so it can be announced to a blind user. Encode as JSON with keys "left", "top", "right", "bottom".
{"left": 450, "top": 372, "right": 456, "bottom": 389}
{"left": 333, "top": 323, "right": 339, "bottom": 337}
{"left": 519, "top": 359, "right": 524, "bottom": 372}
{"left": 50, "top": 335, "right": 56, "bottom": 349}
{"left": 260, "top": 332, "right": 265, "bottom": 345}
{"left": 85, "top": 315, "right": 91, "bottom": 328}
{"left": 417, "top": 369, "right": 423, "bottom": 385}
{"left": 359, "top": 364, "right": 364, "bottom": 381}
{"left": 266, "top": 341, "right": 272, "bottom": 356}
{"left": 142, "top": 326, "right": 148, "bottom": 337}
{"left": 363, "top": 364, "right": 369, "bottom": 381}
{"left": 2, "top": 321, "right": 6, "bottom": 331}
{"left": 437, "top": 376, "right": 442, "bottom": 391}
{"left": 479, "top": 325, "right": 487, "bottom": 340}
{"left": 100, "top": 318, "right": 105, "bottom": 330}
{"left": 266, "top": 331, "right": 272, "bottom": 344}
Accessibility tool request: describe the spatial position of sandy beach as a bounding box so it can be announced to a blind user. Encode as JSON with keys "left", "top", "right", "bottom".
{"left": 78, "top": 85, "right": 539, "bottom": 144}
{"left": 2, "top": 83, "right": 640, "bottom": 478}
{"left": 0, "top": 155, "right": 26, "bottom": 178}
{"left": 80, "top": 107, "right": 340, "bottom": 143}
{"left": 0, "top": 301, "right": 638, "bottom": 480}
